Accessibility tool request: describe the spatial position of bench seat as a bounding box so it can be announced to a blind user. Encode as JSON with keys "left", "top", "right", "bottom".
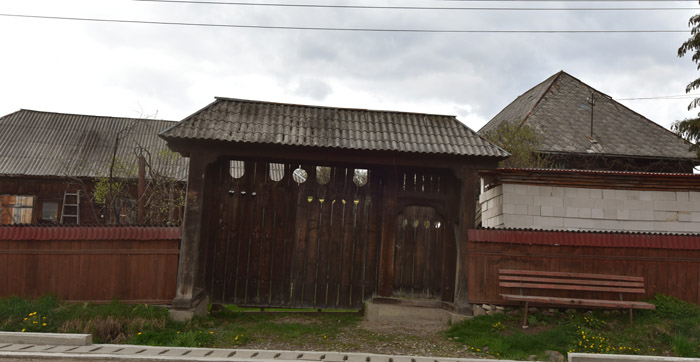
{"left": 498, "top": 269, "right": 655, "bottom": 326}
{"left": 501, "top": 294, "right": 656, "bottom": 310}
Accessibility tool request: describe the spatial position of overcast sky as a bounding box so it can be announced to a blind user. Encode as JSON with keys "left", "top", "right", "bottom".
{"left": 1, "top": 0, "right": 700, "bottom": 132}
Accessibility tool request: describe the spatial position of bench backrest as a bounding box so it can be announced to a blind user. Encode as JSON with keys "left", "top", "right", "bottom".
{"left": 498, "top": 269, "right": 646, "bottom": 294}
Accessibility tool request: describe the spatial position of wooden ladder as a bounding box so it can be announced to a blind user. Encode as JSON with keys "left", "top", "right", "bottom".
{"left": 60, "top": 191, "right": 80, "bottom": 224}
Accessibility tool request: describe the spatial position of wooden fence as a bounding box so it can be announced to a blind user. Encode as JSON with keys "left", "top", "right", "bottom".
{"left": 467, "top": 229, "right": 700, "bottom": 305}
{"left": 0, "top": 226, "right": 180, "bottom": 304}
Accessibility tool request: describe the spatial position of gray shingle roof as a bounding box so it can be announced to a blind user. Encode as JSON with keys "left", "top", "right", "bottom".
{"left": 0, "top": 110, "right": 188, "bottom": 179}
{"left": 479, "top": 71, "right": 697, "bottom": 161}
{"left": 160, "top": 97, "right": 508, "bottom": 158}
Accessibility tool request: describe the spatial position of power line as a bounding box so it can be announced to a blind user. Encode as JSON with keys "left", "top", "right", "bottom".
{"left": 616, "top": 94, "right": 700, "bottom": 101}
{"left": 0, "top": 13, "right": 691, "bottom": 33}
{"left": 133, "top": 0, "right": 699, "bottom": 11}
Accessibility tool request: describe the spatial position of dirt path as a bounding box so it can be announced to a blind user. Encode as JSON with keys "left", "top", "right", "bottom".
{"left": 243, "top": 318, "right": 484, "bottom": 359}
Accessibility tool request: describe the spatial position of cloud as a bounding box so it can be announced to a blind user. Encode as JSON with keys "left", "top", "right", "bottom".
{"left": 0, "top": 0, "right": 698, "bottom": 134}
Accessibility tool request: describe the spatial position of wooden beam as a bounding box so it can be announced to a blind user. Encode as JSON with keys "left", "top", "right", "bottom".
{"left": 453, "top": 167, "right": 479, "bottom": 308}
{"left": 377, "top": 168, "right": 398, "bottom": 297}
{"left": 172, "top": 151, "right": 216, "bottom": 309}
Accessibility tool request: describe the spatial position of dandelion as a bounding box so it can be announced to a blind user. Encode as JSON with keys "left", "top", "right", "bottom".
{"left": 138, "top": 332, "right": 142, "bottom": 336}
{"left": 42, "top": 323, "right": 46, "bottom": 326}
{"left": 323, "top": 336, "right": 327, "bottom": 339}
{"left": 21, "top": 329, "right": 25, "bottom": 332}
{"left": 209, "top": 331, "right": 214, "bottom": 334}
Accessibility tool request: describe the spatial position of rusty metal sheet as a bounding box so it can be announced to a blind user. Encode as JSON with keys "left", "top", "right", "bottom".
{"left": 0, "top": 225, "right": 181, "bottom": 241}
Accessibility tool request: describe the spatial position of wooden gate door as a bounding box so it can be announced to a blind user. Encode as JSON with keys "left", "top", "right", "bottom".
{"left": 392, "top": 169, "right": 458, "bottom": 301}
{"left": 204, "top": 159, "right": 382, "bottom": 309}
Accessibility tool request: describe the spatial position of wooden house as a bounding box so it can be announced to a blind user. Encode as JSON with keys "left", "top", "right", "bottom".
{"left": 159, "top": 97, "right": 508, "bottom": 315}
{"left": 480, "top": 71, "right": 699, "bottom": 173}
{"left": 0, "top": 110, "right": 188, "bottom": 225}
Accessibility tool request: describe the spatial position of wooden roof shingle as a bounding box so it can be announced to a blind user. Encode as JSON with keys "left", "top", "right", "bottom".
{"left": 479, "top": 71, "right": 698, "bottom": 161}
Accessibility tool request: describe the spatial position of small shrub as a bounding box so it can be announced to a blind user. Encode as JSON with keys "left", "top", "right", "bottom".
{"left": 648, "top": 295, "right": 700, "bottom": 319}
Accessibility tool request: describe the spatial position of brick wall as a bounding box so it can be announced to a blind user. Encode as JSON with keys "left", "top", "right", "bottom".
{"left": 479, "top": 183, "right": 700, "bottom": 233}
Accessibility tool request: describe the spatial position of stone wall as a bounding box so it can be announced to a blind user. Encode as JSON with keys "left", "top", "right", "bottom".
{"left": 479, "top": 183, "right": 700, "bottom": 233}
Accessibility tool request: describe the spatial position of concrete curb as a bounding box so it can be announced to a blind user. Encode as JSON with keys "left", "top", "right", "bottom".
{"left": 569, "top": 353, "right": 700, "bottom": 361}
{"left": 0, "top": 345, "right": 526, "bottom": 362}
{"left": 0, "top": 332, "right": 92, "bottom": 346}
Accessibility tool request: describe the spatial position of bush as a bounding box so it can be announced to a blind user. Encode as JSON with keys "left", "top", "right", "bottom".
{"left": 648, "top": 294, "right": 700, "bottom": 319}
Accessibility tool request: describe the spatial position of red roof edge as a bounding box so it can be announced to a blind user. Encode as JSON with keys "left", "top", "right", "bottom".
{"left": 0, "top": 225, "right": 181, "bottom": 241}
{"left": 469, "top": 228, "right": 700, "bottom": 250}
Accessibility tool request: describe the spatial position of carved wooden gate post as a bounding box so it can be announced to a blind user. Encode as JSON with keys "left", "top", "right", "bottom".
{"left": 453, "top": 166, "right": 479, "bottom": 312}
{"left": 171, "top": 151, "right": 216, "bottom": 318}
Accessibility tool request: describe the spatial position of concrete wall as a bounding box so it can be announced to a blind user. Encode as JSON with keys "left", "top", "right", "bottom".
{"left": 479, "top": 183, "right": 700, "bottom": 233}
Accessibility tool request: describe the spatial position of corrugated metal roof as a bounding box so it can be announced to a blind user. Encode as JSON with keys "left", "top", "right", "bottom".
{"left": 0, "top": 110, "right": 188, "bottom": 179}
{"left": 469, "top": 228, "right": 700, "bottom": 250}
{"left": 160, "top": 98, "right": 509, "bottom": 158}
{"left": 480, "top": 71, "right": 698, "bottom": 161}
{"left": 0, "top": 225, "right": 181, "bottom": 241}
{"left": 479, "top": 167, "right": 700, "bottom": 191}
{"left": 492, "top": 167, "right": 700, "bottom": 177}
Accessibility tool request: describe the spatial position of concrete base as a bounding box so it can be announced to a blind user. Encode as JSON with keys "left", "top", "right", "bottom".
{"left": 168, "top": 295, "right": 209, "bottom": 322}
{"left": 0, "top": 332, "right": 91, "bottom": 346}
{"left": 365, "top": 299, "right": 471, "bottom": 325}
{"left": 569, "top": 353, "right": 700, "bottom": 362}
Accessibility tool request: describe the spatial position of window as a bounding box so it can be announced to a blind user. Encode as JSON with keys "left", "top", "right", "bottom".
{"left": 353, "top": 169, "right": 369, "bottom": 187}
{"left": 41, "top": 202, "right": 59, "bottom": 222}
{"left": 316, "top": 166, "right": 331, "bottom": 184}
{"left": 269, "top": 163, "right": 285, "bottom": 181}
{"left": 230, "top": 160, "right": 245, "bottom": 179}
{"left": 0, "top": 195, "right": 35, "bottom": 224}
{"left": 292, "top": 167, "right": 308, "bottom": 184}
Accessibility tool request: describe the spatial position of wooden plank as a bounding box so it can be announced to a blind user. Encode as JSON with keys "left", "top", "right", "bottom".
{"left": 498, "top": 275, "right": 644, "bottom": 288}
{"left": 499, "top": 282, "right": 645, "bottom": 294}
{"left": 500, "top": 294, "right": 656, "bottom": 310}
{"left": 0, "top": 239, "right": 7, "bottom": 297}
{"left": 207, "top": 162, "right": 227, "bottom": 304}
{"left": 413, "top": 208, "right": 428, "bottom": 296}
{"left": 377, "top": 168, "right": 398, "bottom": 297}
{"left": 499, "top": 269, "right": 645, "bottom": 282}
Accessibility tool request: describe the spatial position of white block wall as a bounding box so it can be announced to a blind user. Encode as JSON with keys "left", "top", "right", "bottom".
{"left": 479, "top": 183, "right": 700, "bottom": 233}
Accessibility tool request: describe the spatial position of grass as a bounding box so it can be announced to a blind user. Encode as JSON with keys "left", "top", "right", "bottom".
{"left": 447, "top": 294, "right": 700, "bottom": 360}
{"left": 0, "top": 295, "right": 361, "bottom": 348}
{"left": 3, "top": 294, "right": 700, "bottom": 360}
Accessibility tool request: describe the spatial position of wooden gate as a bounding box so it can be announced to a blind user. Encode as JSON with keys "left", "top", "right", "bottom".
{"left": 392, "top": 168, "right": 458, "bottom": 301}
{"left": 393, "top": 206, "right": 446, "bottom": 298}
{"left": 203, "top": 159, "right": 382, "bottom": 309}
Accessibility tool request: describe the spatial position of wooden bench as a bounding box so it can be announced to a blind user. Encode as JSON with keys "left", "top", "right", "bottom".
{"left": 498, "top": 269, "right": 655, "bottom": 326}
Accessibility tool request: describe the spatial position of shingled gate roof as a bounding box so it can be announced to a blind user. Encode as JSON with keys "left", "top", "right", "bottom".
{"left": 159, "top": 97, "right": 509, "bottom": 158}
{"left": 0, "top": 110, "right": 188, "bottom": 179}
{"left": 479, "top": 71, "right": 697, "bottom": 161}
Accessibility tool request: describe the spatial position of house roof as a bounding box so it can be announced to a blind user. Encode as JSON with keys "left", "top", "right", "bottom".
{"left": 0, "top": 110, "right": 188, "bottom": 179}
{"left": 479, "top": 71, "right": 697, "bottom": 161}
{"left": 159, "top": 97, "right": 509, "bottom": 158}
{"left": 479, "top": 167, "right": 700, "bottom": 192}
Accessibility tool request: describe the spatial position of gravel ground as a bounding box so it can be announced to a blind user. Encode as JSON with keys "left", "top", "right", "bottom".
{"left": 242, "top": 318, "right": 485, "bottom": 359}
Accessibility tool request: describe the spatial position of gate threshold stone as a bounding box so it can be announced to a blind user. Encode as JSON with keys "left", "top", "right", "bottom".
{"left": 0, "top": 332, "right": 92, "bottom": 346}
{"left": 365, "top": 300, "right": 470, "bottom": 325}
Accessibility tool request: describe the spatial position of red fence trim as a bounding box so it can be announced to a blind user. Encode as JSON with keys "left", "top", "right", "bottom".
{"left": 468, "top": 228, "right": 700, "bottom": 250}
{"left": 0, "top": 226, "right": 181, "bottom": 241}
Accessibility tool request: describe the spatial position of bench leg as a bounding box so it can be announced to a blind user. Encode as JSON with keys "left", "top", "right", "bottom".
{"left": 629, "top": 309, "right": 633, "bottom": 325}
{"left": 522, "top": 302, "right": 529, "bottom": 327}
